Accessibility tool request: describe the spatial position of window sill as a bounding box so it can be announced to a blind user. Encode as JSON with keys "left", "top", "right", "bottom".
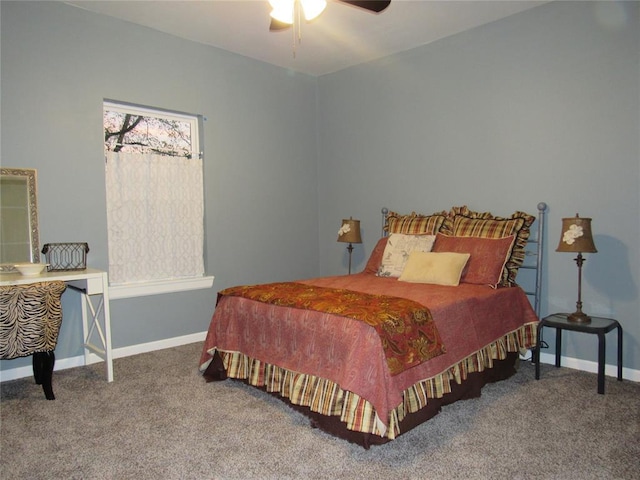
{"left": 109, "top": 276, "right": 214, "bottom": 300}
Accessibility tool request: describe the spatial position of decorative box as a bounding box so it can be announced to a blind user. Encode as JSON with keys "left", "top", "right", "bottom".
{"left": 41, "top": 243, "right": 89, "bottom": 271}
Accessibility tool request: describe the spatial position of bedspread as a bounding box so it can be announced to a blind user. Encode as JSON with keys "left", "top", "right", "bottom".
{"left": 219, "top": 282, "right": 445, "bottom": 375}
{"left": 200, "top": 272, "right": 538, "bottom": 435}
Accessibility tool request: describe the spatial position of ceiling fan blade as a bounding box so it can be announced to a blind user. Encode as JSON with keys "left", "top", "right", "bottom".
{"left": 269, "top": 18, "right": 291, "bottom": 31}
{"left": 339, "top": 0, "right": 391, "bottom": 13}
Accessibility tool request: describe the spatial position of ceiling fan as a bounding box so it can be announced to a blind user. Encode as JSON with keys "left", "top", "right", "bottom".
{"left": 268, "top": 0, "right": 391, "bottom": 31}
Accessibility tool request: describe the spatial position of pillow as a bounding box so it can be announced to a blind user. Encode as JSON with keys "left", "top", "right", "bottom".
{"left": 398, "top": 251, "right": 471, "bottom": 286}
{"left": 364, "top": 237, "right": 388, "bottom": 274}
{"left": 432, "top": 233, "right": 516, "bottom": 287}
{"left": 377, "top": 233, "right": 436, "bottom": 278}
{"left": 385, "top": 210, "right": 448, "bottom": 235}
{"left": 440, "top": 206, "right": 535, "bottom": 287}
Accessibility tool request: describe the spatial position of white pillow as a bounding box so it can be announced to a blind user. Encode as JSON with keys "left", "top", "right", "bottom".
{"left": 398, "top": 251, "right": 471, "bottom": 286}
{"left": 377, "top": 233, "right": 436, "bottom": 278}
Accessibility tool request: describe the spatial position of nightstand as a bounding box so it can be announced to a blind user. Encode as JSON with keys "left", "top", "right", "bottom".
{"left": 535, "top": 313, "right": 622, "bottom": 394}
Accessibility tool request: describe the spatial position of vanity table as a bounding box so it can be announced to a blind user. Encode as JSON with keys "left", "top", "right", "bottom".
{"left": 0, "top": 269, "right": 113, "bottom": 382}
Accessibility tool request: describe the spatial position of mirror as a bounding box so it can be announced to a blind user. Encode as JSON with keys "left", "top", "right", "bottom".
{"left": 0, "top": 168, "right": 40, "bottom": 271}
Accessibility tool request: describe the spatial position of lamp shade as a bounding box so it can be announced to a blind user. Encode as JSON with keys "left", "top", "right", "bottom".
{"left": 300, "top": 0, "right": 327, "bottom": 20}
{"left": 269, "top": 0, "right": 294, "bottom": 24}
{"left": 556, "top": 214, "right": 597, "bottom": 253}
{"left": 269, "top": 0, "right": 327, "bottom": 24}
{"left": 337, "top": 218, "right": 362, "bottom": 244}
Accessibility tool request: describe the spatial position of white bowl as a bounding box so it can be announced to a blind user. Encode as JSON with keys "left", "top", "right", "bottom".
{"left": 14, "top": 263, "right": 49, "bottom": 277}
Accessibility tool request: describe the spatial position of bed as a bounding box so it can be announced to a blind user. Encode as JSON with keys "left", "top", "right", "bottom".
{"left": 200, "top": 203, "right": 547, "bottom": 448}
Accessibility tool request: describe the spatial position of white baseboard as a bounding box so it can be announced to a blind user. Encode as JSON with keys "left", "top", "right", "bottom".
{"left": 2, "top": 338, "right": 638, "bottom": 383}
{"left": 537, "top": 351, "right": 640, "bottom": 382}
{"left": 0, "top": 331, "right": 207, "bottom": 383}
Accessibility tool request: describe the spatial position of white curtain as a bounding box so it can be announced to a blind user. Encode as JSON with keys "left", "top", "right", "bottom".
{"left": 105, "top": 151, "right": 204, "bottom": 285}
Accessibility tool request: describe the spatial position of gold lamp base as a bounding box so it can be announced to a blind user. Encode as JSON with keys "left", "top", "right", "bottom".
{"left": 567, "top": 311, "right": 592, "bottom": 324}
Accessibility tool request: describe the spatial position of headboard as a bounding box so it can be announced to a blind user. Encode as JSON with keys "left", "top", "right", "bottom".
{"left": 380, "top": 202, "right": 547, "bottom": 318}
{"left": 519, "top": 202, "right": 547, "bottom": 318}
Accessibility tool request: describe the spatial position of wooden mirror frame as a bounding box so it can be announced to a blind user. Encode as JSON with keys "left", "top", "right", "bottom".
{"left": 0, "top": 168, "right": 40, "bottom": 271}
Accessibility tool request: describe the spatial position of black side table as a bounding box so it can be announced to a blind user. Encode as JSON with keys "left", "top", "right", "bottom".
{"left": 535, "top": 313, "right": 623, "bottom": 394}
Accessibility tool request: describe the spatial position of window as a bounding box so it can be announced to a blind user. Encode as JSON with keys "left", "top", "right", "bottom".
{"left": 103, "top": 101, "right": 212, "bottom": 298}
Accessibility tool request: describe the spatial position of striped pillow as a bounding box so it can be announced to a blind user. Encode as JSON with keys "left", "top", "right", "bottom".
{"left": 440, "top": 206, "right": 535, "bottom": 287}
{"left": 385, "top": 211, "right": 448, "bottom": 235}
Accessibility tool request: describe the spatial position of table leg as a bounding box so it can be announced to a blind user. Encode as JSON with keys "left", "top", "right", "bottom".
{"left": 101, "top": 272, "right": 113, "bottom": 382}
{"left": 555, "top": 328, "right": 562, "bottom": 368}
{"left": 535, "top": 323, "right": 543, "bottom": 380}
{"left": 80, "top": 287, "right": 114, "bottom": 382}
{"left": 616, "top": 324, "right": 623, "bottom": 381}
{"left": 597, "top": 333, "right": 606, "bottom": 394}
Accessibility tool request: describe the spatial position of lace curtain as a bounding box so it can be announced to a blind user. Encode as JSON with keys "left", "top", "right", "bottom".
{"left": 105, "top": 151, "right": 204, "bottom": 285}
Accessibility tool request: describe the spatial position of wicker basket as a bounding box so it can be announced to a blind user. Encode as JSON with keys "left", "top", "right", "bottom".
{"left": 41, "top": 243, "right": 89, "bottom": 271}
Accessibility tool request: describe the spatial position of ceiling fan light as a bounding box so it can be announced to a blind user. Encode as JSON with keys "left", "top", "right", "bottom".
{"left": 300, "top": 0, "right": 327, "bottom": 21}
{"left": 269, "top": 0, "right": 294, "bottom": 24}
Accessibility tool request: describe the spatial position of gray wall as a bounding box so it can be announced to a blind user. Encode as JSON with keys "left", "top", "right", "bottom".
{"left": 317, "top": 1, "right": 639, "bottom": 371}
{"left": 1, "top": 1, "right": 320, "bottom": 371}
{"left": 2, "top": 1, "right": 639, "bottom": 374}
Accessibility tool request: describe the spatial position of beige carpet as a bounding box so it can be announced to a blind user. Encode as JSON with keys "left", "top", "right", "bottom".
{"left": 1, "top": 342, "right": 639, "bottom": 479}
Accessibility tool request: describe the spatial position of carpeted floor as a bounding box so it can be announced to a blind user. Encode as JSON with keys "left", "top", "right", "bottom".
{"left": 1, "top": 342, "right": 638, "bottom": 479}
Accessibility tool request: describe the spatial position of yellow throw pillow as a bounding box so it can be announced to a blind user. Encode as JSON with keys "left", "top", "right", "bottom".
{"left": 398, "top": 251, "right": 471, "bottom": 286}
{"left": 377, "top": 233, "right": 436, "bottom": 278}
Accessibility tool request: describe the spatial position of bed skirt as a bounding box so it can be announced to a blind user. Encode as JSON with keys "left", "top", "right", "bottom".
{"left": 202, "top": 350, "right": 519, "bottom": 449}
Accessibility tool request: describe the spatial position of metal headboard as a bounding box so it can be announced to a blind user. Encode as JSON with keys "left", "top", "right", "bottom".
{"left": 520, "top": 202, "right": 547, "bottom": 318}
{"left": 380, "top": 202, "right": 547, "bottom": 318}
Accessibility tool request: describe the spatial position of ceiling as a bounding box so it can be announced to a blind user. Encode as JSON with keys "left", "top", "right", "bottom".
{"left": 65, "top": 0, "right": 548, "bottom": 76}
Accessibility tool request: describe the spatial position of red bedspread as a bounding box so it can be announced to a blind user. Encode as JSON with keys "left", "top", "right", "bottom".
{"left": 200, "top": 272, "right": 538, "bottom": 434}
{"left": 219, "top": 282, "right": 445, "bottom": 375}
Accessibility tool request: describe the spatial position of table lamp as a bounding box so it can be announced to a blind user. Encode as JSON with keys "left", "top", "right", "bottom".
{"left": 556, "top": 214, "right": 597, "bottom": 323}
{"left": 337, "top": 217, "right": 362, "bottom": 274}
